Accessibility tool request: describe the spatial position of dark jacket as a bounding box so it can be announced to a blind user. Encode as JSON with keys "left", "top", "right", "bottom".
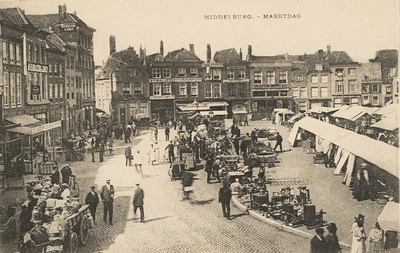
{"left": 133, "top": 186, "right": 144, "bottom": 206}
{"left": 325, "top": 234, "right": 341, "bottom": 253}
{"left": 85, "top": 191, "right": 100, "bottom": 208}
{"left": 219, "top": 186, "right": 232, "bottom": 203}
{"left": 61, "top": 166, "right": 72, "bottom": 184}
{"left": 50, "top": 169, "right": 60, "bottom": 185}
{"left": 310, "top": 235, "right": 328, "bottom": 253}
{"left": 125, "top": 148, "right": 132, "bottom": 157}
{"left": 100, "top": 184, "right": 114, "bottom": 202}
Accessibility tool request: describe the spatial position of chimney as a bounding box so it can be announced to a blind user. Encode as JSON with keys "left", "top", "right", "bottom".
{"left": 318, "top": 49, "right": 323, "bottom": 55}
{"left": 206, "top": 44, "right": 211, "bottom": 63}
{"left": 160, "top": 40, "right": 164, "bottom": 56}
{"left": 285, "top": 52, "right": 288, "bottom": 61}
{"left": 58, "top": 4, "right": 67, "bottom": 18}
{"left": 189, "top": 44, "right": 194, "bottom": 53}
{"left": 248, "top": 45, "right": 252, "bottom": 59}
{"left": 327, "top": 45, "right": 331, "bottom": 55}
{"left": 239, "top": 48, "right": 243, "bottom": 61}
{"left": 109, "top": 35, "right": 116, "bottom": 56}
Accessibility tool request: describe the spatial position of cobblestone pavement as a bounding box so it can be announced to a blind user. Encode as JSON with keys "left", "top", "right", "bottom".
{"left": 85, "top": 130, "right": 312, "bottom": 253}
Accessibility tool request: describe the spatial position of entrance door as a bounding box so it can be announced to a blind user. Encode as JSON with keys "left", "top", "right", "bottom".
{"left": 120, "top": 108, "right": 126, "bottom": 125}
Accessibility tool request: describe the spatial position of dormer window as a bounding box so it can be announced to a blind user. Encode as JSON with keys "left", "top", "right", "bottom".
{"left": 178, "top": 68, "right": 186, "bottom": 77}
{"left": 213, "top": 69, "right": 221, "bottom": 80}
{"left": 190, "top": 68, "right": 198, "bottom": 77}
{"left": 315, "top": 64, "right": 323, "bottom": 70}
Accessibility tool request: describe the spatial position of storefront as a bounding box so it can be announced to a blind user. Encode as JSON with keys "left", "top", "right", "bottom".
{"left": 232, "top": 104, "right": 248, "bottom": 123}
{"left": 150, "top": 96, "right": 175, "bottom": 125}
{"left": 2, "top": 115, "right": 62, "bottom": 189}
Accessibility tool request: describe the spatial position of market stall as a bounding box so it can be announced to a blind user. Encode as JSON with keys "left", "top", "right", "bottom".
{"left": 377, "top": 202, "right": 400, "bottom": 250}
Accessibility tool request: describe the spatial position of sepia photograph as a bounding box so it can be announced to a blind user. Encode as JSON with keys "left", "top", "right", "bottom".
{"left": 0, "top": 0, "right": 398, "bottom": 252}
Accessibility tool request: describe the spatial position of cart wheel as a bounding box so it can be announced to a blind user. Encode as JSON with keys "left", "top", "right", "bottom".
{"left": 67, "top": 232, "right": 78, "bottom": 253}
{"left": 79, "top": 215, "right": 90, "bottom": 245}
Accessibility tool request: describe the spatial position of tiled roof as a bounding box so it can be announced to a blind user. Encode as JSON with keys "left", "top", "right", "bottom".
{"left": 213, "top": 48, "right": 242, "bottom": 64}
{"left": 0, "top": 7, "right": 36, "bottom": 30}
{"left": 361, "top": 62, "right": 382, "bottom": 81}
{"left": 303, "top": 53, "right": 331, "bottom": 71}
{"left": 328, "top": 51, "right": 354, "bottom": 64}
{"left": 27, "top": 14, "right": 60, "bottom": 30}
{"left": 165, "top": 48, "right": 201, "bottom": 62}
{"left": 46, "top": 32, "right": 66, "bottom": 52}
{"left": 249, "top": 54, "right": 300, "bottom": 63}
{"left": 99, "top": 47, "right": 143, "bottom": 79}
{"left": 291, "top": 61, "right": 308, "bottom": 72}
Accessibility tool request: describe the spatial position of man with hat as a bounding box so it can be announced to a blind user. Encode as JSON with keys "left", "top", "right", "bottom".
{"left": 61, "top": 164, "right": 72, "bottom": 184}
{"left": 125, "top": 145, "right": 132, "bottom": 167}
{"left": 100, "top": 179, "right": 114, "bottom": 225}
{"left": 326, "top": 223, "right": 342, "bottom": 253}
{"left": 85, "top": 186, "right": 100, "bottom": 223}
{"left": 133, "top": 182, "right": 145, "bottom": 223}
{"left": 310, "top": 227, "right": 328, "bottom": 253}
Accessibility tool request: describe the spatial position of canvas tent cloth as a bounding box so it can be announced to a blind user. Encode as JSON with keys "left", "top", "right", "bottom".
{"left": 307, "top": 106, "right": 340, "bottom": 114}
{"left": 288, "top": 113, "right": 304, "bottom": 123}
{"left": 331, "top": 105, "right": 378, "bottom": 121}
{"left": 288, "top": 117, "right": 399, "bottom": 179}
{"left": 377, "top": 202, "right": 400, "bottom": 232}
{"left": 370, "top": 116, "right": 399, "bottom": 131}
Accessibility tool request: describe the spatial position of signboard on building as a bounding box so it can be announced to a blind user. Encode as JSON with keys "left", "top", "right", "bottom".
{"left": 149, "top": 78, "right": 202, "bottom": 83}
{"left": 28, "top": 63, "right": 48, "bottom": 73}
{"left": 150, "top": 95, "right": 176, "bottom": 100}
{"left": 61, "top": 23, "right": 76, "bottom": 31}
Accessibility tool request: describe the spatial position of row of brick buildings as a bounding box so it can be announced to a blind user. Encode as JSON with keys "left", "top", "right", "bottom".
{"left": 0, "top": 5, "right": 95, "bottom": 180}
{"left": 97, "top": 39, "right": 398, "bottom": 125}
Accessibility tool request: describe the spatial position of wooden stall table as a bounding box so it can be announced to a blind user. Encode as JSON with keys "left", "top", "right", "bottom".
{"left": 228, "top": 171, "right": 244, "bottom": 184}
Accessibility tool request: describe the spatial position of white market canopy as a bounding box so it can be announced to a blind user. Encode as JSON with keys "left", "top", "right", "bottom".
{"left": 370, "top": 116, "right": 399, "bottom": 131}
{"left": 307, "top": 106, "right": 340, "bottom": 114}
{"left": 331, "top": 105, "right": 378, "bottom": 121}
{"left": 288, "top": 117, "right": 399, "bottom": 179}
{"left": 377, "top": 202, "right": 400, "bottom": 231}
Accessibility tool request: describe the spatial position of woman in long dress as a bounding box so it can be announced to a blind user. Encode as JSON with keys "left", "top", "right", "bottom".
{"left": 148, "top": 144, "right": 156, "bottom": 166}
{"left": 351, "top": 219, "right": 367, "bottom": 253}
{"left": 368, "top": 222, "right": 383, "bottom": 253}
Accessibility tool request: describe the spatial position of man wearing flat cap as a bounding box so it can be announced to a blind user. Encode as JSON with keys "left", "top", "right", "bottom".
{"left": 311, "top": 227, "right": 328, "bottom": 253}
{"left": 100, "top": 179, "right": 114, "bottom": 225}
{"left": 85, "top": 186, "right": 100, "bottom": 223}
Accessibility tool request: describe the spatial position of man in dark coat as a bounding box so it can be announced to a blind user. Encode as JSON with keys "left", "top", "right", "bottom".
{"left": 50, "top": 166, "right": 60, "bottom": 185}
{"left": 85, "top": 186, "right": 100, "bottom": 223}
{"left": 310, "top": 227, "right": 328, "bottom": 253}
{"left": 100, "top": 179, "right": 114, "bottom": 225}
{"left": 165, "top": 126, "right": 170, "bottom": 141}
{"left": 99, "top": 141, "right": 105, "bottom": 162}
{"left": 273, "top": 132, "right": 283, "bottom": 152}
{"left": 165, "top": 141, "right": 174, "bottom": 163}
{"left": 218, "top": 184, "right": 232, "bottom": 220}
{"left": 125, "top": 145, "right": 132, "bottom": 166}
{"left": 133, "top": 183, "right": 145, "bottom": 223}
{"left": 61, "top": 164, "right": 72, "bottom": 184}
{"left": 16, "top": 153, "right": 25, "bottom": 180}
{"left": 325, "top": 223, "right": 342, "bottom": 253}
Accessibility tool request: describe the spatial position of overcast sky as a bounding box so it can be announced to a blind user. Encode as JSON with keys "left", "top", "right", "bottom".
{"left": 1, "top": 0, "right": 399, "bottom": 65}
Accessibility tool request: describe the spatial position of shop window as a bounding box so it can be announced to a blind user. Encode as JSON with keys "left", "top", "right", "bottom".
{"left": 16, "top": 73, "right": 22, "bottom": 105}
{"left": 9, "top": 43, "right": 14, "bottom": 64}
{"left": 16, "top": 44, "right": 21, "bottom": 65}
{"left": 372, "top": 95, "right": 379, "bottom": 105}
{"left": 2, "top": 42, "right": 8, "bottom": 62}
{"left": 386, "top": 86, "right": 392, "bottom": 94}
{"left": 122, "top": 83, "right": 130, "bottom": 94}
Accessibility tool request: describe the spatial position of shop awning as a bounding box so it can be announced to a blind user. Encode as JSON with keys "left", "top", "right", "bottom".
{"left": 200, "top": 111, "right": 227, "bottom": 116}
{"left": 377, "top": 202, "right": 400, "bottom": 231}
{"left": 5, "top": 115, "right": 42, "bottom": 126}
{"left": 288, "top": 113, "right": 305, "bottom": 123}
{"left": 273, "top": 108, "right": 294, "bottom": 115}
{"left": 331, "top": 105, "right": 378, "bottom": 121}
{"left": 7, "top": 120, "right": 62, "bottom": 135}
{"left": 370, "top": 117, "right": 399, "bottom": 131}
{"left": 232, "top": 110, "right": 247, "bottom": 114}
{"left": 307, "top": 107, "right": 340, "bottom": 114}
{"left": 289, "top": 117, "right": 399, "bottom": 179}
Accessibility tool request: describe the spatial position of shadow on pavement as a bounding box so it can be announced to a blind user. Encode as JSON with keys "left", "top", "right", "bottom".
{"left": 230, "top": 211, "right": 249, "bottom": 220}
{"left": 189, "top": 198, "right": 215, "bottom": 205}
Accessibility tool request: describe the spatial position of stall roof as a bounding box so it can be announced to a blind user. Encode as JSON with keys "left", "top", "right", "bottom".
{"left": 370, "top": 116, "right": 399, "bottom": 131}
{"left": 288, "top": 113, "right": 305, "bottom": 123}
{"left": 273, "top": 108, "right": 294, "bottom": 114}
{"left": 7, "top": 120, "right": 62, "bottom": 135}
{"left": 307, "top": 107, "right": 340, "bottom": 114}
{"left": 331, "top": 105, "right": 378, "bottom": 121}
{"left": 232, "top": 109, "right": 247, "bottom": 114}
{"left": 377, "top": 202, "right": 400, "bottom": 231}
{"left": 200, "top": 111, "right": 227, "bottom": 116}
{"left": 291, "top": 117, "right": 399, "bottom": 178}
{"left": 373, "top": 104, "right": 399, "bottom": 117}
